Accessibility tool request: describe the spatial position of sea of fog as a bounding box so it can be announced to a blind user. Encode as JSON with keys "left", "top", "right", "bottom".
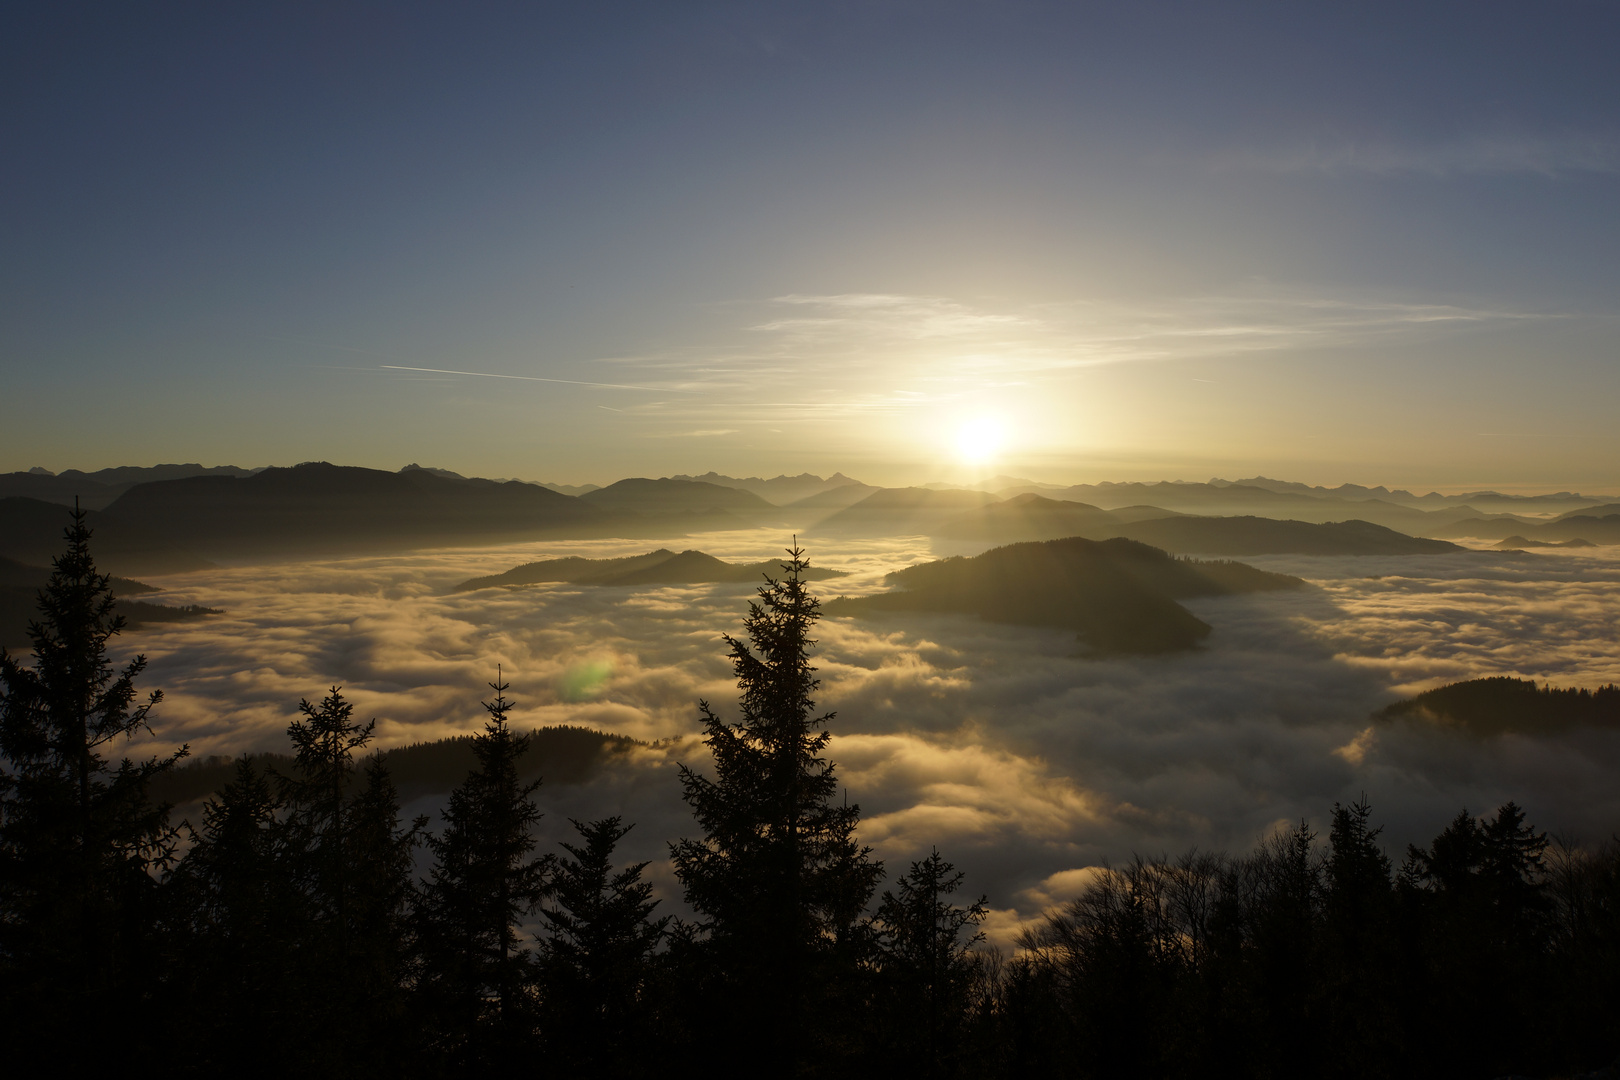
{"left": 107, "top": 530, "right": 1620, "bottom": 944}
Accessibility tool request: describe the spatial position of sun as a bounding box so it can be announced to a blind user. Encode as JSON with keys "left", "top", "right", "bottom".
{"left": 953, "top": 416, "right": 1005, "bottom": 466}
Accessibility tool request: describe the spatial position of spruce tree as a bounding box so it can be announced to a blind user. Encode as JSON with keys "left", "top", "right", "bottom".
{"left": 167, "top": 757, "right": 302, "bottom": 1071}
{"left": 415, "top": 674, "right": 549, "bottom": 1070}
{"left": 670, "top": 544, "right": 882, "bottom": 1071}
{"left": 0, "top": 504, "right": 186, "bottom": 1057}
{"left": 539, "top": 816, "right": 668, "bottom": 1076}
{"left": 274, "top": 687, "right": 421, "bottom": 1075}
{"left": 871, "top": 848, "right": 988, "bottom": 1077}
{"left": 1247, "top": 819, "right": 1322, "bottom": 1076}
{"left": 1321, "top": 796, "right": 1396, "bottom": 1077}
{"left": 280, "top": 686, "right": 376, "bottom": 915}
{"left": 1401, "top": 803, "right": 1554, "bottom": 1075}
{"left": 345, "top": 755, "right": 424, "bottom": 1062}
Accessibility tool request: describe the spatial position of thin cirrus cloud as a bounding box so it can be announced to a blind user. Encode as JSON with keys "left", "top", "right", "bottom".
{"left": 377, "top": 364, "right": 689, "bottom": 394}
{"left": 1216, "top": 133, "right": 1620, "bottom": 178}
{"left": 578, "top": 290, "right": 1545, "bottom": 435}
{"left": 620, "top": 290, "right": 1540, "bottom": 374}
{"left": 116, "top": 530, "right": 1620, "bottom": 944}
{"left": 373, "top": 291, "right": 1538, "bottom": 429}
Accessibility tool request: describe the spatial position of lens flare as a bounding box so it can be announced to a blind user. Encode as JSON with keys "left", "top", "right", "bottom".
{"left": 558, "top": 659, "right": 614, "bottom": 702}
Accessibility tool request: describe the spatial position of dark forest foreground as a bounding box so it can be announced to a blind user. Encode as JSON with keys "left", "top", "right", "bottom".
{"left": 2, "top": 510, "right": 1618, "bottom": 1078}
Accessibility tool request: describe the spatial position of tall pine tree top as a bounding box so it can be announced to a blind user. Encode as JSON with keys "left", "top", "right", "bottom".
{"left": 670, "top": 545, "right": 881, "bottom": 1068}
{"left": 0, "top": 503, "right": 185, "bottom": 1057}
{"left": 415, "top": 673, "right": 550, "bottom": 1068}
{"left": 0, "top": 503, "right": 179, "bottom": 805}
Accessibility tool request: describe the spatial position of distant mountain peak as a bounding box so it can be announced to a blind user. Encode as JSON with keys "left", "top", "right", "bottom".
{"left": 662, "top": 470, "right": 870, "bottom": 506}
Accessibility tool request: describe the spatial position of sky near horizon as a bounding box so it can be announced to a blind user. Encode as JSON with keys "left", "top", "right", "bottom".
{"left": 4, "top": 2, "right": 1618, "bottom": 491}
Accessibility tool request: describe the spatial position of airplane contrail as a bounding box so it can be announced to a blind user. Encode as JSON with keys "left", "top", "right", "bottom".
{"left": 378, "top": 364, "right": 687, "bottom": 392}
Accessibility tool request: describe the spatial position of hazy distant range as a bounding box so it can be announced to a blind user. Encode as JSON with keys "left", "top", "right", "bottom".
{"left": 3, "top": 461, "right": 1616, "bottom": 575}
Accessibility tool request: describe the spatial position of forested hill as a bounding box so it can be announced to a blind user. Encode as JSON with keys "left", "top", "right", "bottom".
{"left": 454, "top": 548, "right": 848, "bottom": 591}
{"left": 825, "top": 536, "right": 1302, "bottom": 653}
{"left": 0, "top": 555, "right": 221, "bottom": 649}
{"left": 0, "top": 553, "right": 156, "bottom": 595}
{"left": 809, "top": 487, "right": 1001, "bottom": 535}
{"left": 1382, "top": 676, "right": 1620, "bottom": 735}
{"left": 148, "top": 724, "right": 641, "bottom": 807}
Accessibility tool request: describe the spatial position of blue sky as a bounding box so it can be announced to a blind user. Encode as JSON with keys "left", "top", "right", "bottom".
{"left": 4, "top": 1, "right": 1617, "bottom": 488}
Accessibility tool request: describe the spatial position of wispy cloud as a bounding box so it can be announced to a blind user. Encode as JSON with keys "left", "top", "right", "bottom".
{"left": 571, "top": 288, "right": 1548, "bottom": 445}
{"left": 378, "top": 364, "right": 686, "bottom": 393}
{"left": 592, "top": 289, "right": 1541, "bottom": 409}
{"left": 757, "top": 293, "right": 1034, "bottom": 342}
{"left": 1216, "top": 133, "right": 1620, "bottom": 178}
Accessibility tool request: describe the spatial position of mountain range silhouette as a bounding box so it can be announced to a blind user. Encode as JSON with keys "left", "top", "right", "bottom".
{"left": 0, "top": 463, "right": 1611, "bottom": 568}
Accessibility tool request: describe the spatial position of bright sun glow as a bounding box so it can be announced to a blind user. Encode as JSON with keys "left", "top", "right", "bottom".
{"left": 953, "top": 416, "right": 1005, "bottom": 465}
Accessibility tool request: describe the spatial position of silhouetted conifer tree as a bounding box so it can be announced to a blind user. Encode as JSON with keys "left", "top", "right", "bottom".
{"left": 166, "top": 757, "right": 303, "bottom": 1072}
{"left": 415, "top": 674, "right": 549, "bottom": 1071}
{"left": 1401, "top": 802, "right": 1553, "bottom": 1075}
{"left": 871, "top": 848, "right": 988, "bottom": 1078}
{"left": 346, "top": 755, "right": 424, "bottom": 1060}
{"left": 1321, "top": 796, "right": 1397, "bottom": 1078}
{"left": 280, "top": 687, "right": 376, "bottom": 903}
{"left": 275, "top": 687, "right": 421, "bottom": 1076}
{"left": 539, "top": 816, "right": 668, "bottom": 1077}
{"left": 1479, "top": 801, "right": 1551, "bottom": 939}
{"left": 0, "top": 504, "right": 185, "bottom": 1059}
{"left": 1245, "top": 819, "right": 1322, "bottom": 1076}
{"left": 670, "top": 544, "right": 881, "bottom": 1072}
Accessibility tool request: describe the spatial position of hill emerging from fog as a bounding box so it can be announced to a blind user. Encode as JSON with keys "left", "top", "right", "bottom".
{"left": 935, "top": 499, "right": 1465, "bottom": 555}
{"left": 1381, "top": 677, "right": 1620, "bottom": 736}
{"left": 0, "top": 556, "right": 221, "bottom": 649}
{"left": 454, "top": 548, "right": 848, "bottom": 591}
{"left": 1493, "top": 536, "right": 1597, "bottom": 550}
{"left": 983, "top": 480, "right": 1550, "bottom": 534}
{"left": 577, "top": 477, "right": 777, "bottom": 529}
{"left": 1432, "top": 513, "right": 1620, "bottom": 544}
{"left": 933, "top": 493, "right": 1124, "bottom": 542}
{"left": 148, "top": 725, "right": 643, "bottom": 806}
{"left": 825, "top": 536, "right": 1303, "bottom": 653}
{"left": 810, "top": 487, "right": 1001, "bottom": 535}
{"left": 1111, "top": 516, "right": 1463, "bottom": 556}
